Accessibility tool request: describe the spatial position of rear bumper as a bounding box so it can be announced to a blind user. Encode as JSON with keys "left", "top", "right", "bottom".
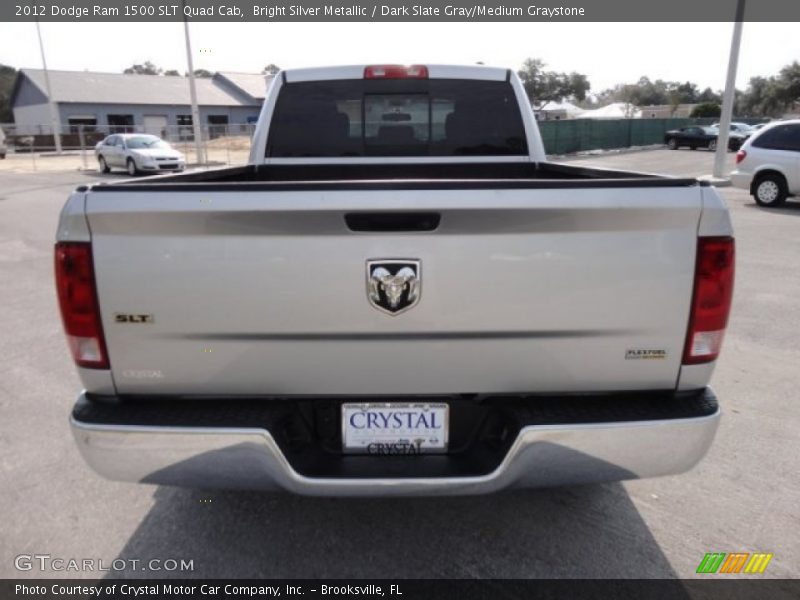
{"left": 70, "top": 389, "right": 720, "bottom": 496}
{"left": 730, "top": 170, "right": 753, "bottom": 191}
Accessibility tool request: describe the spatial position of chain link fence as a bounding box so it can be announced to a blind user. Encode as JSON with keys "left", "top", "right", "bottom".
{"left": 538, "top": 117, "right": 769, "bottom": 155}
{"left": 0, "top": 122, "right": 256, "bottom": 172}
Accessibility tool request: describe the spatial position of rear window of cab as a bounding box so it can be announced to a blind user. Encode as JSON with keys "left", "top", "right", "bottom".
{"left": 266, "top": 79, "right": 528, "bottom": 158}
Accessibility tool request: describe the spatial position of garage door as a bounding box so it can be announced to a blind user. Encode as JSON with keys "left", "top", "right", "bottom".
{"left": 143, "top": 115, "right": 168, "bottom": 138}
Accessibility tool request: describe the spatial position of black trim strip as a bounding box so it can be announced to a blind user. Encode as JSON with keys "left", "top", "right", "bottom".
{"left": 85, "top": 161, "right": 701, "bottom": 192}
{"left": 170, "top": 329, "right": 637, "bottom": 342}
{"left": 90, "top": 177, "right": 699, "bottom": 193}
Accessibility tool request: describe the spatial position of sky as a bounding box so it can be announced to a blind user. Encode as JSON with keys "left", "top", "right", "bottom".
{"left": 0, "top": 21, "right": 797, "bottom": 93}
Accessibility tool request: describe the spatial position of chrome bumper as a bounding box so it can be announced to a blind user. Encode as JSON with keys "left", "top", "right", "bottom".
{"left": 70, "top": 391, "right": 720, "bottom": 496}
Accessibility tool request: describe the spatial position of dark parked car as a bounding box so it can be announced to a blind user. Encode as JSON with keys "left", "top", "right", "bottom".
{"left": 664, "top": 126, "right": 744, "bottom": 152}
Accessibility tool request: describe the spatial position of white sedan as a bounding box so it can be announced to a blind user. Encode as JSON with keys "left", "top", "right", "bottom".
{"left": 731, "top": 119, "right": 800, "bottom": 207}
{"left": 95, "top": 134, "right": 186, "bottom": 175}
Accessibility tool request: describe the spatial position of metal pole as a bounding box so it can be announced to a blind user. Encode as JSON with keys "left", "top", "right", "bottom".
{"left": 182, "top": 3, "right": 205, "bottom": 166}
{"left": 35, "top": 20, "right": 62, "bottom": 155}
{"left": 713, "top": 0, "right": 745, "bottom": 179}
{"left": 78, "top": 125, "right": 87, "bottom": 170}
{"left": 224, "top": 123, "right": 231, "bottom": 165}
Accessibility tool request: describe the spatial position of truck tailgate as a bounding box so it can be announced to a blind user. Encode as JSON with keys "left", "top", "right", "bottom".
{"left": 86, "top": 185, "right": 701, "bottom": 395}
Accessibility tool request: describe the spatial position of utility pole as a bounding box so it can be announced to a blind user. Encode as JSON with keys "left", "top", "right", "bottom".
{"left": 35, "top": 20, "right": 62, "bottom": 154}
{"left": 182, "top": 2, "right": 205, "bottom": 165}
{"left": 712, "top": 0, "right": 745, "bottom": 180}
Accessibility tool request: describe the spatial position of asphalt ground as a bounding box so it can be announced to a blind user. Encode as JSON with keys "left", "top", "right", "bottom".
{"left": 0, "top": 149, "right": 797, "bottom": 579}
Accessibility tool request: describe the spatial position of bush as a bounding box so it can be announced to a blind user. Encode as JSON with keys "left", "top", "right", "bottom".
{"left": 691, "top": 103, "right": 722, "bottom": 118}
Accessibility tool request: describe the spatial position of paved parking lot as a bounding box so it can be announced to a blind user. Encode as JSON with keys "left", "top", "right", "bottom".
{"left": 0, "top": 149, "right": 797, "bottom": 579}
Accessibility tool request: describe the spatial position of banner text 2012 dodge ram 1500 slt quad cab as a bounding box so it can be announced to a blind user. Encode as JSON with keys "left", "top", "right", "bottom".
{"left": 58, "top": 64, "right": 734, "bottom": 495}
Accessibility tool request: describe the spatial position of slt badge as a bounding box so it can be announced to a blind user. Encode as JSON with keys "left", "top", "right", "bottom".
{"left": 367, "top": 259, "right": 421, "bottom": 315}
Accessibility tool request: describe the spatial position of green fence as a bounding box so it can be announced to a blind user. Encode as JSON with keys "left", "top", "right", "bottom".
{"left": 538, "top": 117, "right": 766, "bottom": 155}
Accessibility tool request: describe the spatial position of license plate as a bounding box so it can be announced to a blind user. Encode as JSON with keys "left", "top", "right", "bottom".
{"left": 342, "top": 402, "right": 449, "bottom": 454}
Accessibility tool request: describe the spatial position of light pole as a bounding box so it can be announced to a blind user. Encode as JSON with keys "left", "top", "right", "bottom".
{"left": 35, "top": 20, "right": 63, "bottom": 154}
{"left": 182, "top": 2, "right": 205, "bottom": 166}
{"left": 712, "top": 0, "right": 745, "bottom": 180}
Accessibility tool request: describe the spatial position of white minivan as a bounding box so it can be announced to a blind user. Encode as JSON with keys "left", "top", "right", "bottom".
{"left": 731, "top": 120, "right": 800, "bottom": 207}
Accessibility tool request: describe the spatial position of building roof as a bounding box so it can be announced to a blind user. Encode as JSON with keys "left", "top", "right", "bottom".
{"left": 214, "top": 72, "right": 273, "bottom": 102}
{"left": 577, "top": 102, "right": 642, "bottom": 119}
{"left": 537, "top": 100, "right": 585, "bottom": 118}
{"left": 16, "top": 69, "right": 261, "bottom": 107}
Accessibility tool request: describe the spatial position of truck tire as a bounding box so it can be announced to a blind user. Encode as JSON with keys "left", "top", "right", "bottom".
{"left": 753, "top": 174, "right": 787, "bottom": 207}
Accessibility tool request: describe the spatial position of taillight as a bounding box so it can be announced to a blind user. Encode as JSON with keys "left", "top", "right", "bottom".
{"left": 683, "top": 237, "right": 735, "bottom": 365}
{"left": 364, "top": 65, "right": 428, "bottom": 79}
{"left": 735, "top": 149, "right": 747, "bottom": 164}
{"left": 54, "top": 242, "right": 109, "bottom": 369}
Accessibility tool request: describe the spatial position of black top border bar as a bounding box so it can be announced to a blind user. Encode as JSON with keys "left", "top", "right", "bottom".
{"left": 4, "top": 0, "right": 800, "bottom": 22}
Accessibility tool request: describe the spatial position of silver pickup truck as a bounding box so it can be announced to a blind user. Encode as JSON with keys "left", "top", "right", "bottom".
{"left": 58, "top": 64, "right": 734, "bottom": 496}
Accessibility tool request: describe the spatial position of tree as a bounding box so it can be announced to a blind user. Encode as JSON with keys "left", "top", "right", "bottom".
{"left": 187, "top": 69, "right": 213, "bottom": 78}
{"left": 517, "top": 58, "right": 591, "bottom": 108}
{"left": 690, "top": 103, "right": 721, "bottom": 118}
{"left": 0, "top": 63, "right": 17, "bottom": 122}
{"left": 123, "top": 61, "right": 161, "bottom": 75}
{"left": 566, "top": 72, "right": 590, "bottom": 102}
{"left": 739, "top": 76, "right": 783, "bottom": 117}
{"left": 698, "top": 87, "right": 722, "bottom": 104}
{"left": 262, "top": 64, "right": 280, "bottom": 75}
{"left": 776, "top": 61, "right": 800, "bottom": 107}
{"left": 673, "top": 81, "right": 699, "bottom": 104}
{"left": 163, "top": 69, "right": 181, "bottom": 77}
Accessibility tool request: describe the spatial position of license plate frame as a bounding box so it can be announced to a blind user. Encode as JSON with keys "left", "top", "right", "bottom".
{"left": 341, "top": 402, "right": 449, "bottom": 455}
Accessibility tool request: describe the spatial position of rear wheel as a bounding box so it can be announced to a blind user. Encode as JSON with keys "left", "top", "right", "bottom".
{"left": 667, "top": 138, "right": 678, "bottom": 150}
{"left": 753, "top": 174, "right": 787, "bottom": 207}
{"left": 708, "top": 139, "right": 717, "bottom": 152}
{"left": 98, "top": 156, "right": 110, "bottom": 173}
{"left": 126, "top": 158, "right": 138, "bottom": 176}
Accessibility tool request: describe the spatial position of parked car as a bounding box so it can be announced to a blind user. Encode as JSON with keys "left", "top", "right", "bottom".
{"left": 664, "top": 126, "right": 744, "bottom": 151}
{"left": 0, "top": 127, "right": 7, "bottom": 159}
{"left": 94, "top": 133, "right": 185, "bottom": 175}
{"left": 710, "top": 122, "right": 754, "bottom": 135}
{"left": 731, "top": 119, "right": 800, "bottom": 207}
{"left": 60, "top": 64, "right": 733, "bottom": 495}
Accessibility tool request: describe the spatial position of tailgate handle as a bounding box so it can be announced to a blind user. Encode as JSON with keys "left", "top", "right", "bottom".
{"left": 345, "top": 212, "right": 441, "bottom": 232}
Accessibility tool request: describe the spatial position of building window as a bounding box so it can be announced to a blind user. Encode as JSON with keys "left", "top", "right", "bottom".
{"left": 107, "top": 114, "right": 134, "bottom": 133}
{"left": 176, "top": 114, "right": 194, "bottom": 140}
{"left": 207, "top": 115, "right": 229, "bottom": 139}
{"left": 67, "top": 116, "right": 97, "bottom": 133}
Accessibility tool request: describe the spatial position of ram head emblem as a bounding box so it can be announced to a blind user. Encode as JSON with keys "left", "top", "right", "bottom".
{"left": 366, "top": 260, "right": 421, "bottom": 315}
